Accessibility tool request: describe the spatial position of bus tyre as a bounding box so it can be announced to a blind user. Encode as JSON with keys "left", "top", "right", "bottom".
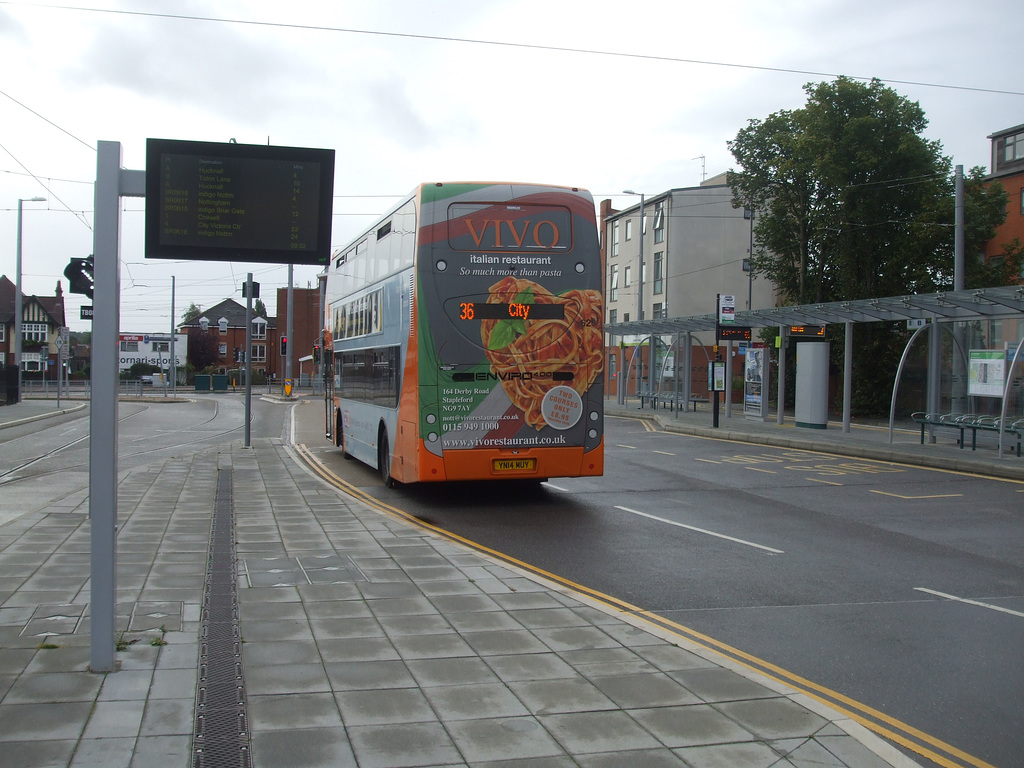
{"left": 379, "top": 430, "right": 396, "bottom": 488}
{"left": 336, "top": 413, "right": 352, "bottom": 458}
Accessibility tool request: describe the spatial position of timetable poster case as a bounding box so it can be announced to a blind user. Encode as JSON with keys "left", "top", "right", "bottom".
{"left": 744, "top": 345, "right": 769, "bottom": 420}
{"left": 968, "top": 349, "right": 1005, "bottom": 398}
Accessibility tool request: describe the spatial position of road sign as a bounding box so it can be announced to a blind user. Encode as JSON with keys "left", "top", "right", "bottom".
{"left": 719, "top": 294, "right": 736, "bottom": 324}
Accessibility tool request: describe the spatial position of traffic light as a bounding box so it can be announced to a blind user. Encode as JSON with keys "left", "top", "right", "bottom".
{"left": 313, "top": 344, "right": 320, "bottom": 365}
{"left": 64, "top": 255, "right": 94, "bottom": 299}
{"left": 280, "top": 336, "right": 287, "bottom": 356}
{"left": 233, "top": 347, "right": 240, "bottom": 362}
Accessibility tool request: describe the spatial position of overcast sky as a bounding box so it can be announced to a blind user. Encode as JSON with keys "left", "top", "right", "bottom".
{"left": 1, "top": 0, "right": 1021, "bottom": 334}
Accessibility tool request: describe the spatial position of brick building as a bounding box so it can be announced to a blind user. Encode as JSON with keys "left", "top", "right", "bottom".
{"left": 0, "top": 276, "right": 67, "bottom": 381}
{"left": 176, "top": 287, "right": 322, "bottom": 384}
{"left": 985, "top": 123, "right": 1024, "bottom": 269}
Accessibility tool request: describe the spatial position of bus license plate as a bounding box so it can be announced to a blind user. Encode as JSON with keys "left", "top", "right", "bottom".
{"left": 493, "top": 458, "right": 536, "bottom": 472}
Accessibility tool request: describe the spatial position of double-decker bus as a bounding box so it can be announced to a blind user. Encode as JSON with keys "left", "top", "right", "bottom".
{"left": 324, "top": 182, "right": 603, "bottom": 486}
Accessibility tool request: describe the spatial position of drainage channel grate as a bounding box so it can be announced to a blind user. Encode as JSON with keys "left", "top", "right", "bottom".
{"left": 193, "top": 468, "right": 252, "bottom": 768}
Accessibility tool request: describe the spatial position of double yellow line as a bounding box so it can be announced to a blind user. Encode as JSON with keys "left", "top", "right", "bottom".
{"left": 292, "top": 442, "right": 998, "bottom": 768}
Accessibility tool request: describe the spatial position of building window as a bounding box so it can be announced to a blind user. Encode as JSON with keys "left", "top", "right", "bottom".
{"left": 611, "top": 222, "right": 619, "bottom": 257}
{"left": 625, "top": 219, "right": 632, "bottom": 241}
{"left": 1004, "top": 132, "right": 1024, "bottom": 163}
{"left": 609, "top": 309, "right": 617, "bottom": 326}
{"left": 624, "top": 265, "right": 631, "bottom": 287}
{"left": 219, "top": 343, "right": 228, "bottom": 357}
{"left": 251, "top": 344, "right": 266, "bottom": 362}
{"left": 0, "top": 325, "right": 5, "bottom": 342}
{"left": 623, "top": 313, "right": 630, "bottom": 323}
{"left": 653, "top": 201, "right": 665, "bottom": 244}
{"left": 609, "top": 265, "right": 618, "bottom": 301}
{"left": 120, "top": 340, "right": 138, "bottom": 352}
{"left": 653, "top": 251, "right": 663, "bottom": 294}
{"left": 1020, "top": 188, "right": 1024, "bottom": 217}
{"left": 653, "top": 302, "right": 665, "bottom": 320}
{"left": 252, "top": 320, "right": 267, "bottom": 340}
{"left": 23, "top": 323, "right": 47, "bottom": 343}
{"left": 153, "top": 341, "right": 169, "bottom": 353}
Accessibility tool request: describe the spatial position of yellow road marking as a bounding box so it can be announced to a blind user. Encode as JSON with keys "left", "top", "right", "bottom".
{"left": 870, "top": 490, "right": 963, "bottom": 500}
{"left": 746, "top": 467, "right": 776, "bottom": 474}
{"left": 807, "top": 478, "right": 843, "bottom": 486}
{"left": 694, "top": 458, "right": 720, "bottom": 464}
{"left": 293, "top": 442, "right": 997, "bottom": 768}
{"left": 652, "top": 450, "right": 676, "bottom": 456}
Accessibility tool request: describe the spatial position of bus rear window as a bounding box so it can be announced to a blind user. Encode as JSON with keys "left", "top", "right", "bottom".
{"left": 447, "top": 203, "right": 572, "bottom": 252}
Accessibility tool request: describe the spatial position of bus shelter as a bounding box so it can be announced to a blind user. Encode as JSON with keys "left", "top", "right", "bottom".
{"left": 605, "top": 285, "right": 1024, "bottom": 454}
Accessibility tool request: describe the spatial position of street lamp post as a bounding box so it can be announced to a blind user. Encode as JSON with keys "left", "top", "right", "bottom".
{"left": 15, "top": 197, "right": 46, "bottom": 402}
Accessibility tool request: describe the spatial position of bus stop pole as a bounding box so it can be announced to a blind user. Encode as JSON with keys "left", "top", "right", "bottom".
{"left": 843, "top": 322, "right": 852, "bottom": 433}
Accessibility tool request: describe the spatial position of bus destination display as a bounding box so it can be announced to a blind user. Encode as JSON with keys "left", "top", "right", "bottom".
{"left": 145, "top": 139, "right": 335, "bottom": 266}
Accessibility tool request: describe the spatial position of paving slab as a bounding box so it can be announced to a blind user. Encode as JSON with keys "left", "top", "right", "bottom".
{"left": 0, "top": 400, "right": 930, "bottom": 768}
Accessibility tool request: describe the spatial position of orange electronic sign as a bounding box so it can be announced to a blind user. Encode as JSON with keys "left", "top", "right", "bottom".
{"left": 788, "top": 325, "right": 826, "bottom": 338}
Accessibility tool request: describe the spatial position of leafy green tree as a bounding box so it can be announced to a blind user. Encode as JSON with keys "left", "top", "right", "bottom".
{"left": 254, "top": 298, "right": 268, "bottom": 318}
{"left": 182, "top": 302, "right": 203, "bottom": 324}
{"left": 727, "top": 77, "right": 1020, "bottom": 415}
{"left": 728, "top": 77, "right": 951, "bottom": 305}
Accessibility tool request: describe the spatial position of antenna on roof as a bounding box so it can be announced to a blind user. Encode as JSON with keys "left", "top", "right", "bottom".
{"left": 692, "top": 155, "right": 707, "bottom": 182}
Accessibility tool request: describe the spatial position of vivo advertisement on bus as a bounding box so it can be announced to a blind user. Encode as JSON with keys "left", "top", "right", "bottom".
{"left": 416, "top": 183, "right": 604, "bottom": 465}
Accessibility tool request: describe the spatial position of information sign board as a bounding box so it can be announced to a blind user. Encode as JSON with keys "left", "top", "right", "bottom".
{"left": 718, "top": 324, "right": 752, "bottom": 341}
{"left": 144, "top": 139, "right": 335, "bottom": 266}
{"left": 968, "top": 349, "right": 1004, "bottom": 397}
{"left": 787, "top": 325, "right": 826, "bottom": 338}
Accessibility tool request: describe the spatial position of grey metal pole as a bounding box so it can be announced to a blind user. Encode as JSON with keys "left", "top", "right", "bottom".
{"left": 724, "top": 340, "right": 733, "bottom": 418}
{"left": 170, "top": 275, "right": 176, "bottom": 396}
{"left": 843, "top": 322, "right": 852, "bottom": 433}
{"left": 777, "top": 326, "right": 786, "bottom": 425}
{"left": 15, "top": 200, "right": 23, "bottom": 402}
{"left": 14, "top": 197, "right": 45, "bottom": 402}
{"left": 244, "top": 273, "right": 253, "bottom": 448}
{"left": 90, "top": 142, "right": 144, "bottom": 673}
{"left": 286, "top": 263, "right": 294, "bottom": 391}
{"left": 953, "top": 166, "right": 967, "bottom": 413}
{"left": 683, "top": 332, "right": 692, "bottom": 412}
{"left": 954, "top": 165, "right": 964, "bottom": 292}
{"left": 927, "top": 318, "right": 941, "bottom": 442}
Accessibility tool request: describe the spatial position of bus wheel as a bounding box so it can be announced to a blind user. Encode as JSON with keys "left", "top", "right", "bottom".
{"left": 340, "top": 427, "right": 353, "bottom": 460}
{"left": 379, "top": 430, "right": 396, "bottom": 488}
{"left": 336, "top": 412, "right": 351, "bottom": 458}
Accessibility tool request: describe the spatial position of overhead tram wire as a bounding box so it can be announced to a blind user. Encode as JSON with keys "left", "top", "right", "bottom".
{"left": 4, "top": 2, "right": 1023, "bottom": 98}
{"left": 0, "top": 140, "right": 93, "bottom": 231}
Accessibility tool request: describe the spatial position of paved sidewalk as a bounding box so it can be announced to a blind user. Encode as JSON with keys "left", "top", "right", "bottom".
{"left": 0, "top": 398, "right": 928, "bottom": 767}
{"left": 0, "top": 399, "right": 89, "bottom": 430}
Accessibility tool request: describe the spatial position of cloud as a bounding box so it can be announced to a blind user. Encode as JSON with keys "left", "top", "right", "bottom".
{"left": 64, "top": 9, "right": 315, "bottom": 126}
{"left": 0, "top": 6, "right": 28, "bottom": 42}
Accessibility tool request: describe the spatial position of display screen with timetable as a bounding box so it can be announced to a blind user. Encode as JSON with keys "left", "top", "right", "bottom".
{"left": 144, "top": 139, "right": 335, "bottom": 266}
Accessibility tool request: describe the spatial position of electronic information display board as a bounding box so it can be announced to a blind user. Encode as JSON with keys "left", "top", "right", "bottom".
{"left": 144, "top": 139, "right": 335, "bottom": 266}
